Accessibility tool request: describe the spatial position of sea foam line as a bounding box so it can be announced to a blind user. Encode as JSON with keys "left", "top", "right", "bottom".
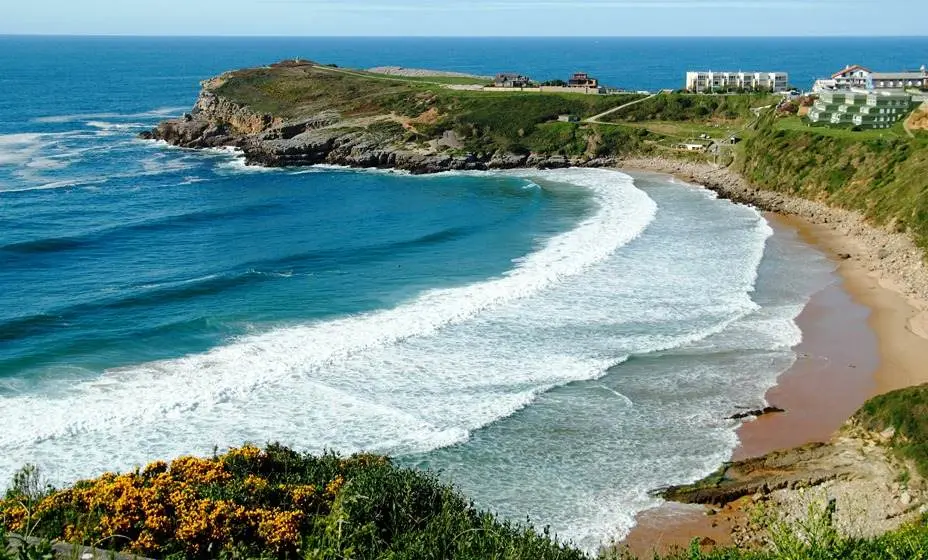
{"left": 0, "top": 168, "right": 657, "bottom": 457}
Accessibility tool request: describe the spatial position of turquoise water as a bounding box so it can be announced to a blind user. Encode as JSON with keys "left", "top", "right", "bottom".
{"left": 0, "top": 37, "right": 847, "bottom": 551}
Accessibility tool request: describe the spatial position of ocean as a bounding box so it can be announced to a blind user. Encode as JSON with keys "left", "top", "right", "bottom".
{"left": 0, "top": 36, "right": 887, "bottom": 551}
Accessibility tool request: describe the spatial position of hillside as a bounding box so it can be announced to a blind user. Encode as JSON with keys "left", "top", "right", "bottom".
{"left": 737, "top": 112, "right": 928, "bottom": 249}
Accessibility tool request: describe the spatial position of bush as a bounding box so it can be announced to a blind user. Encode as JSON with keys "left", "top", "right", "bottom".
{"left": 0, "top": 446, "right": 585, "bottom": 560}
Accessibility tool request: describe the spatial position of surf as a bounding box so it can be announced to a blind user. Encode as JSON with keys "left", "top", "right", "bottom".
{"left": 0, "top": 168, "right": 657, "bottom": 480}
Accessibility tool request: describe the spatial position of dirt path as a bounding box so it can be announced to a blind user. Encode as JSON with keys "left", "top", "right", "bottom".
{"left": 903, "top": 101, "right": 927, "bottom": 139}
{"left": 585, "top": 93, "right": 657, "bottom": 124}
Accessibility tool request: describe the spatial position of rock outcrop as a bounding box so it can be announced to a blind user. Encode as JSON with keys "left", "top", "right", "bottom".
{"left": 657, "top": 422, "right": 927, "bottom": 546}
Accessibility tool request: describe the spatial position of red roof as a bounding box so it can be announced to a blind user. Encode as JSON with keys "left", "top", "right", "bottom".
{"left": 832, "top": 64, "right": 872, "bottom": 79}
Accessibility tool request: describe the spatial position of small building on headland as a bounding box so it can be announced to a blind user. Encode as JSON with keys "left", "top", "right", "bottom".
{"left": 675, "top": 142, "right": 709, "bottom": 152}
{"left": 808, "top": 90, "right": 915, "bottom": 129}
{"left": 568, "top": 72, "right": 599, "bottom": 89}
{"left": 483, "top": 71, "right": 607, "bottom": 95}
{"left": 493, "top": 73, "right": 532, "bottom": 88}
{"left": 557, "top": 114, "right": 580, "bottom": 123}
{"left": 685, "top": 71, "right": 789, "bottom": 93}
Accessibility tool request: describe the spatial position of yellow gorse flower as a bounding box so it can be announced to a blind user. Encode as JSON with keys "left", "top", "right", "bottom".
{"left": 0, "top": 446, "right": 367, "bottom": 557}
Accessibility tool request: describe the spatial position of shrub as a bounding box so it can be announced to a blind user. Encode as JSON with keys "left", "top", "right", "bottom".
{"left": 0, "top": 446, "right": 584, "bottom": 560}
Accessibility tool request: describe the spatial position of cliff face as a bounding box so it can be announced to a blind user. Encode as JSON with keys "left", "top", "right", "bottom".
{"left": 142, "top": 80, "right": 277, "bottom": 149}
{"left": 145, "top": 94, "right": 611, "bottom": 174}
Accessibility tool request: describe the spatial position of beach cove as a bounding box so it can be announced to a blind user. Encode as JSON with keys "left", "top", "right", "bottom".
{"left": 618, "top": 161, "right": 928, "bottom": 556}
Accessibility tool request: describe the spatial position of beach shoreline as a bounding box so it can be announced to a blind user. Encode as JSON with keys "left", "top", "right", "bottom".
{"left": 615, "top": 163, "right": 928, "bottom": 557}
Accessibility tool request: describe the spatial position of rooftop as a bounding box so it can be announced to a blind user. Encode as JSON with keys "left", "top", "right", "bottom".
{"left": 871, "top": 71, "right": 928, "bottom": 79}
{"left": 832, "top": 64, "right": 872, "bottom": 78}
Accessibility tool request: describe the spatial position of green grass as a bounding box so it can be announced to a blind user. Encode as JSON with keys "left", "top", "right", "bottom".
{"left": 620, "top": 120, "right": 741, "bottom": 141}
{"left": 775, "top": 115, "right": 909, "bottom": 140}
{"left": 737, "top": 111, "right": 928, "bottom": 250}
{"left": 854, "top": 384, "right": 928, "bottom": 478}
{"left": 620, "top": 520, "right": 928, "bottom": 560}
{"left": 362, "top": 73, "right": 491, "bottom": 86}
{"left": 434, "top": 93, "right": 644, "bottom": 154}
{"left": 604, "top": 93, "right": 776, "bottom": 124}
{"left": 213, "top": 65, "right": 421, "bottom": 119}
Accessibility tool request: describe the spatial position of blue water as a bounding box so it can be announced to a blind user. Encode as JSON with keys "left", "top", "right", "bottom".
{"left": 0, "top": 37, "right": 851, "bottom": 551}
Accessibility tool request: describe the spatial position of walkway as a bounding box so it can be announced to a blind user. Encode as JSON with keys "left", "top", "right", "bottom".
{"left": 584, "top": 93, "right": 658, "bottom": 124}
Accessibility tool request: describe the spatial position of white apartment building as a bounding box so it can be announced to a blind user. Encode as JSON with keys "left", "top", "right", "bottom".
{"left": 685, "top": 71, "right": 789, "bottom": 93}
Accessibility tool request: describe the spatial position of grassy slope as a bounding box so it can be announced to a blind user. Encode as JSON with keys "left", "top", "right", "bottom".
{"left": 855, "top": 384, "right": 928, "bottom": 478}
{"left": 738, "top": 111, "right": 928, "bottom": 248}
{"left": 603, "top": 93, "right": 775, "bottom": 124}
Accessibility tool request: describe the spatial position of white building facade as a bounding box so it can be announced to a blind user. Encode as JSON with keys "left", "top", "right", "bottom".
{"left": 818, "top": 64, "right": 928, "bottom": 92}
{"left": 685, "top": 71, "right": 789, "bottom": 93}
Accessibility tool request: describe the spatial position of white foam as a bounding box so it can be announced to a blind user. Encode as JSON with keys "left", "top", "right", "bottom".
{"left": 0, "top": 133, "right": 49, "bottom": 166}
{"left": 0, "top": 168, "right": 804, "bottom": 554}
{"left": 86, "top": 121, "right": 149, "bottom": 135}
{"left": 32, "top": 107, "right": 187, "bottom": 124}
{"left": 312, "top": 163, "right": 411, "bottom": 175}
{"left": 0, "top": 168, "right": 656, "bottom": 477}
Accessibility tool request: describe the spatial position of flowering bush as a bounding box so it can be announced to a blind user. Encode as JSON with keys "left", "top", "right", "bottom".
{"left": 0, "top": 445, "right": 583, "bottom": 560}
{"left": 0, "top": 445, "right": 380, "bottom": 558}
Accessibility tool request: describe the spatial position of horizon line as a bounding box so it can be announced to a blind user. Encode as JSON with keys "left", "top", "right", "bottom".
{"left": 2, "top": 33, "right": 928, "bottom": 39}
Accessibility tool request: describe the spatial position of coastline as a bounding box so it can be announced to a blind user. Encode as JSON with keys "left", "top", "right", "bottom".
{"left": 615, "top": 161, "right": 928, "bottom": 556}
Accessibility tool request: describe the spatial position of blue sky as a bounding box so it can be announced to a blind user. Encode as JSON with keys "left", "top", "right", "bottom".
{"left": 3, "top": 0, "right": 926, "bottom": 36}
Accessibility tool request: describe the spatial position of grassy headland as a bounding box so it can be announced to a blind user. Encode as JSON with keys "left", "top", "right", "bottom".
{"left": 207, "top": 62, "right": 649, "bottom": 158}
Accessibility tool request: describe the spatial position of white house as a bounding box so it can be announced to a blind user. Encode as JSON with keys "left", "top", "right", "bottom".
{"left": 831, "top": 65, "right": 872, "bottom": 89}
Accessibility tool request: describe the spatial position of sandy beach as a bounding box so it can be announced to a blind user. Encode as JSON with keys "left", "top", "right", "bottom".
{"left": 617, "top": 168, "right": 928, "bottom": 557}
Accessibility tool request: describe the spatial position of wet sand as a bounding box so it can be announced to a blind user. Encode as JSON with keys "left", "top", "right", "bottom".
{"left": 619, "top": 212, "right": 928, "bottom": 557}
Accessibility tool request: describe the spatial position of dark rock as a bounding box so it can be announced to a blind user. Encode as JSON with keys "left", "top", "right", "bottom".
{"left": 727, "top": 406, "right": 785, "bottom": 420}
{"left": 837, "top": 253, "right": 852, "bottom": 260}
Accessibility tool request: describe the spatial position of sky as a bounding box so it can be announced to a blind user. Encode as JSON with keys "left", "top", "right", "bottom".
{"left": 3, "top": 0, "right": 927, "bottom": 37}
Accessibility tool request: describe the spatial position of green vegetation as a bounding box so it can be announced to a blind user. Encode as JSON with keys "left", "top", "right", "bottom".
{"left": 213, "top": 66, "right": 419, "bottom": 118}
{"left": 0, "top": 445, "right": 584, "bottom": 560}
{"left": 737, "top": 111, "right": 928, "bottom": 249}
{"left": 432, "top": 95, "right": 645, "bottom": 154}
{"left": 212, "top": 63, "right": 648, "bottom": 156}
{"left": 624, "top": 519, "right": 928, "bottom": 560}
{"left": 775, "top": 115, "right": 910, "bottom": 141}
{"left": 362, "top": 73, "right": 491, "bottom": 86}
{"left": 855, "top": 383, "right": 928, "bottom": 478}
{"left": 604, "top": 93, "right": 775, "bottom": 123}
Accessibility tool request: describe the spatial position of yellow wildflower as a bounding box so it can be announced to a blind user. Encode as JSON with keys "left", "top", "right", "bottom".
{"left": 325, "top": 475, "right": 345, "bottom": 497}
